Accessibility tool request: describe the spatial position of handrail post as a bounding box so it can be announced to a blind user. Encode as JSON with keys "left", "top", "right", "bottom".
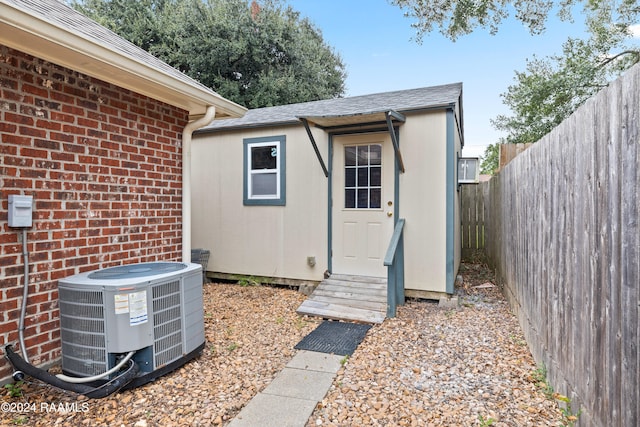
{"left": 387, "top": 264, "right": 397, "bottom": 318}
{"left": 384, "top": 218, "right": 405, "bottom": 318}
{"left": 396, "top": 232, "right": 405, "bottom": 307}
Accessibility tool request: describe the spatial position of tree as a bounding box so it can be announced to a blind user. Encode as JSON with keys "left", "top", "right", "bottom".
{"left": 491, "top": 8, "right": 639, "bottom": 143}
{"left": 71, "top": 0, "right": 346, "bottom": 108}
{"left": 389, "top": 0, "right": 639, "bottom": 42}
{"left": 480, "top": 142, "right": 500, "bottom": 175}
{"left": 390, "top": 0, "right": 639, "bottom": 153}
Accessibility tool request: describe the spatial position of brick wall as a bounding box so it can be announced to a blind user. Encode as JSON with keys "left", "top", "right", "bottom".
{"left": 0, "top": 45, "right": 189, "bottom": 381}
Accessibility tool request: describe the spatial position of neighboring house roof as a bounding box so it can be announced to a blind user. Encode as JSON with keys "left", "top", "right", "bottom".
{"left": 0, "top": 0, "right": 246, "bottom": 118}
{"left": 197, "top": 83, "right": 463, "bottom": 132}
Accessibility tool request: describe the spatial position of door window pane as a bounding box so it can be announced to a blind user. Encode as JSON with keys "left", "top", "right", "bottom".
{"left": 357, "top": 189, "right": 368, "bottom": 208}
{"left": 345, "top": 146, "right": 357, "bottom": 166}
{"left": 369, "top": 145, "right": 381, "bottom": 165}
{"left": 357, "top": 167, "right": 368, "bottom": 186}
{"left": 345, "top": 189, "right": 355, "bottom": 209}
{"left": 370, "top": 166, "right": 381, "bottom": 186}
{"left": 370, "top": 189, "right": 381, "bottom": 209}
{"left": 345, "top": 168, "right": 356, "bottom": 187}
{"left": 357, "top": 145, "right": 368, "bottom": 165}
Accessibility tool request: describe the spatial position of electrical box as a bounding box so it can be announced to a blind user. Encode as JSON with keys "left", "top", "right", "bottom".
{"left": 8, "top": 195, "right": 33, "bottom": 228}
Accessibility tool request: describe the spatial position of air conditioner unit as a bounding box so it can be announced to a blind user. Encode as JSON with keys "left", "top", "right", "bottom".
{"left": 57, "top": 262, "right": 205, "bottom": 389}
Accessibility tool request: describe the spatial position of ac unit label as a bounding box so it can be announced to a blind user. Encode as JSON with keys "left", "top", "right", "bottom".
{"left": 114, "top": 291, "right": 149, "bottom": 326}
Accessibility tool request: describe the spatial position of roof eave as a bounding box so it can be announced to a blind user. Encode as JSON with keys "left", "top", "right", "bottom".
{"left": 0, "top": 4, "right": 247, "bottom": 119}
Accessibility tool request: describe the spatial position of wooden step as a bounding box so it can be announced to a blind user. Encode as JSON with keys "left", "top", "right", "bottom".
{"left": 296, "top": 275, "right": 387, "bottom": 324}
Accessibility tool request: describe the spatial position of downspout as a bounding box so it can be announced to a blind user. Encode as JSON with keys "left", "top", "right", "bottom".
{"left": 181, "top": 106, "right": 216, "bottom": 263}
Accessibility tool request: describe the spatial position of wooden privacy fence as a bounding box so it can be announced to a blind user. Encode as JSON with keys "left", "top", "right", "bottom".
{"left": 483, "top": 63, "right": 639, "bottom": 427}
{"left": 460, "top": 182, "right": 489, "bottom": 258}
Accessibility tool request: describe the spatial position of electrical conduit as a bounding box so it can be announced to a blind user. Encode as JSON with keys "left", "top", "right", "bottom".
{"left": 18, "top": 229, "right": 29, "bottom": 362}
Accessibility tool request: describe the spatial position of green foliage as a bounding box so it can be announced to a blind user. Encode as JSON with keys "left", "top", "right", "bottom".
{"left": 4, "top": 381, "right": 24, "bottom": 398}
{"left": 478, "top": 415, "right": 495, "bottom": 426}
{"left": 390, "top": 0, "right": 638, "bottom": 42}
{"left": 554, "top": 392, "right": 582, "bottom": 427}
{"left": 531, "top": 364, "right": 581, "bottom": 426}
{"left": 237, "top": 276, "right": 260, "bottom": 287}
{"left": 391, "top": 1, "right": 639, "bottom": 146}
{"left": 532, "top": 364, "right": 555, "bottom": 399}
{"left": 480, "top": 142, "right": 500, "bottom": 175}
{"left": 70, "top": 0, "right": 346, "bottom": 108}
{"left": 11, "top": 416, "right": 28, "bottom": 426}
{"left": 492, "top": 10, "right": 639, "bottom": 144}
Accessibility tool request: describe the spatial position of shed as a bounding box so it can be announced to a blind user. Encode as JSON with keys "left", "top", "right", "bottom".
{"left": 192, "top": 84, "right": 464, "bottom": 320}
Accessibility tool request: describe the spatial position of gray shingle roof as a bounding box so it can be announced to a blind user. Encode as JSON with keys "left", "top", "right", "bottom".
{"left": 3, "top": 0, "right": 221, "bottom": 99}
{"left": 198, "top": 83, "right": 463, "bottom": 132}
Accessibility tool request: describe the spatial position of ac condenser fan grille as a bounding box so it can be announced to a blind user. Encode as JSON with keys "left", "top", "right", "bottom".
{"left": 88, "top": 262, "right": 188, "bottom": 280}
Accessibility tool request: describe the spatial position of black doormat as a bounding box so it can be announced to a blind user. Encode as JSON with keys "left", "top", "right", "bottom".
{"left": 294, "top": 320, "right": 372, "bottom": 356}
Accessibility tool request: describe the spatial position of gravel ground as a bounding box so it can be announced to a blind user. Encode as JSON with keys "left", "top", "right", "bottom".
{"left": 2, "top": 263, "right": 564, "bottom": 426}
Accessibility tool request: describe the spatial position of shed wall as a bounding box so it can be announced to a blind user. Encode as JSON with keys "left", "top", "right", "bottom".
{"left": 0, "top": 46, "right": 189, "bottom": 381}
{"left": 191, "top": 126, "right": 329, "bottom": 281}
{"left": 192, "top": 109, "right": 461, "bottom": 294}
{"left": 399, "top": 111, "right": 449, "bottom": 293}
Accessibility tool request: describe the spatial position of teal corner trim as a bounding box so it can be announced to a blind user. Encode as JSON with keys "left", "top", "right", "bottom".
{"left": 445, "top": 109, "right": 455, "bottom": 294}
{"left": 243, "top": 135, "right": 286, "bottom": 206}
{"left": 327, "top": 134, "right": 334, "bottom": 274}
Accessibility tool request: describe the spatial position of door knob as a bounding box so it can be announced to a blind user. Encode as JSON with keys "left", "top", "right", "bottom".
{"left": 387, "top": 212, "right": 393, "bottom": 217}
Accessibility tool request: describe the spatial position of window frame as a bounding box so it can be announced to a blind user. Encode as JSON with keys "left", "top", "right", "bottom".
{"left": 243, "top": 135, "right": 286, "bottom": 206}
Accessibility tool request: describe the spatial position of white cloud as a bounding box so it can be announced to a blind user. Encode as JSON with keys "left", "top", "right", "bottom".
{"left": 629, "top": 24, "right": 640, "bottom": 38}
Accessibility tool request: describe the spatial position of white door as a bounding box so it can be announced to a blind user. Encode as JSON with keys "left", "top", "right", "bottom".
{"left": 332, "top": 134, "right": 395, "bottom": 278}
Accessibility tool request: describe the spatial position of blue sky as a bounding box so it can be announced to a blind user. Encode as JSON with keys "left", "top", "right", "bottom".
{"left": 286, "top": 0, "right": 591, "bottom": 158}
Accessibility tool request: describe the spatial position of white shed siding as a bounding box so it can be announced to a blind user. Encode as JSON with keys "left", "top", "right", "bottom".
{"left": 191, "top": 126, "right": 328, "bottom": 281}
{"left": 399, "top": 110, "right": 449, "bottom": 293}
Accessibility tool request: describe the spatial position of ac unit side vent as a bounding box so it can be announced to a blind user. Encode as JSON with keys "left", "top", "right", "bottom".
{"left": 152, "top": 280, "right": 183, "bottom": 368}
{"left": 59, "top": 288, "right": 105, "bottom": 305}
{"left": 154, "top": 307, "right": 181, "bottom": 325}
{"left": 61, "top": 329, "right": 106, "bottom": 349}
{"left": 59, "top": 288, "right": 107, "bottom": 376}
{"left": 60, "top": 317, "right": 105, "bottom": 334}
{"left": 61, "top": 355, "right": 108, "bottom": 377}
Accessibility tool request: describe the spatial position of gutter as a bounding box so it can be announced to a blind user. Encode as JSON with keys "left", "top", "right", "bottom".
{"left": 181, "top": 106, "right": 216, "bottom": 263}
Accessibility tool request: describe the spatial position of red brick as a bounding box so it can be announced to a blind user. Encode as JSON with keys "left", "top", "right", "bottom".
{"left": 49, "top": 132, "right": 75, "bottom": 142}
{"left": 1, "top": 46, "right": 189, "bottom": 374}
{"left": 62, "top": 124, "right": 87, "bottom": 135}
{"left": 0, "top": 122, "right": 18, "bottom": 133}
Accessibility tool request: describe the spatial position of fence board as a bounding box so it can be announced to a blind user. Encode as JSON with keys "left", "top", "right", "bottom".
{"left": 460, "top": 182, "right": 488, "bottom": 258}
{"left": 482, "top": 63, "right": 640, "bottom": 426}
